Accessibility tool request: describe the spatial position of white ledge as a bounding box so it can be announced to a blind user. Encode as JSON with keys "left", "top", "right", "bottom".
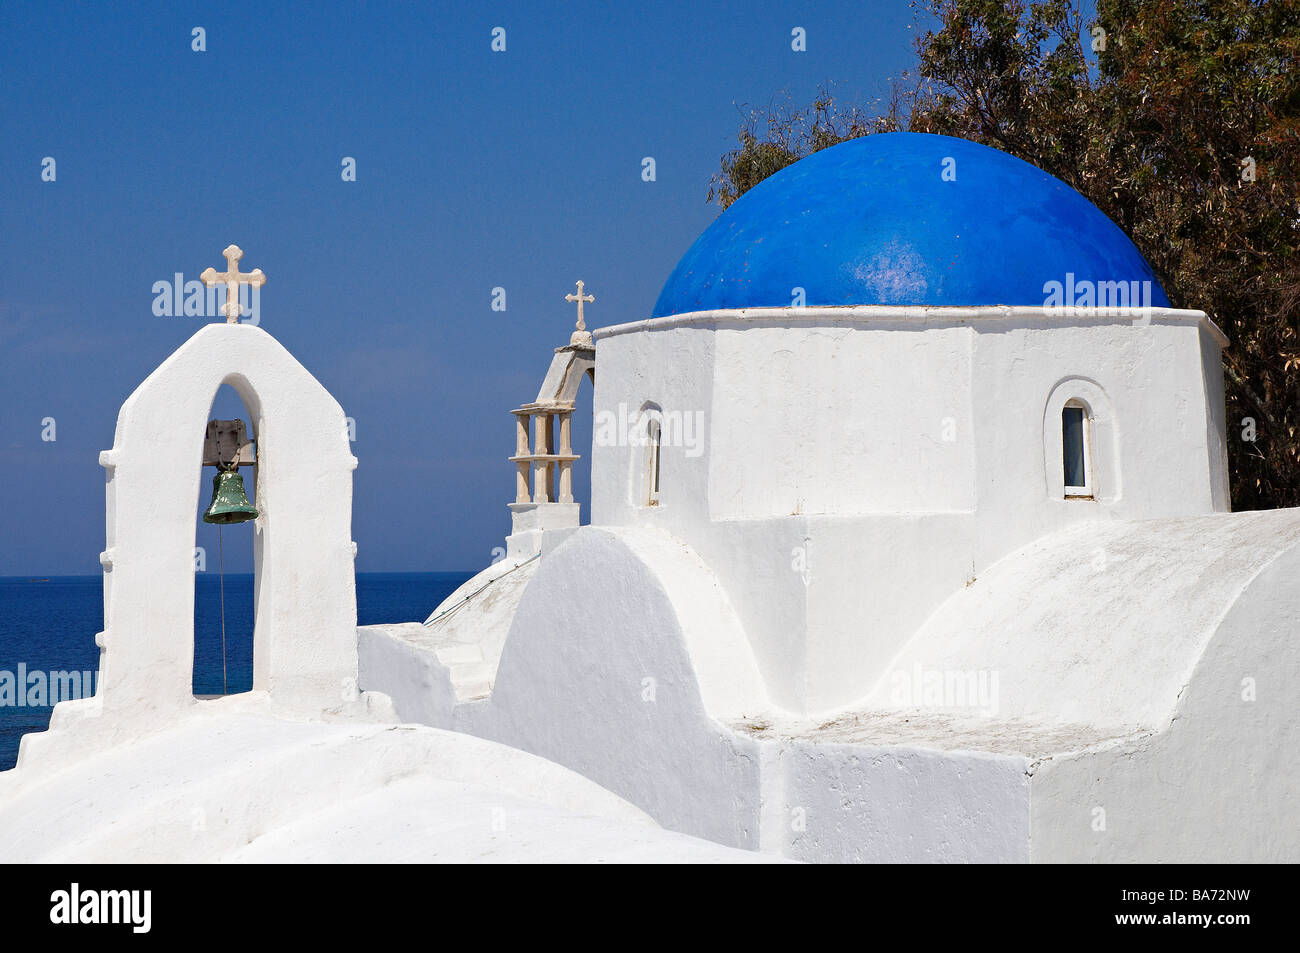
{"left": 592, "top": 305, "right": 1229, "bottom": 349}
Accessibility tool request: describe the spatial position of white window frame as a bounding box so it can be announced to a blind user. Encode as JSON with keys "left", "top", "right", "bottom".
{"left": 645, "top": 415, "right": 662, "bottom": 506}
{"left": 1062, "top": 400, "right": 1093, "bottom": 499}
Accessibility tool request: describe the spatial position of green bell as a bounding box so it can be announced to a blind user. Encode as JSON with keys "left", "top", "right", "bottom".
{"left": 203, "top": 469, "right": 258, "bottom": 524}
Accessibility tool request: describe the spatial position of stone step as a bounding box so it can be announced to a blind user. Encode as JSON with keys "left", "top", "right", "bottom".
{"left": 450, "top": 660, "right": 495, "bottom": 701}
{"left": 435, "top": 643, "right": 484, "bottom": 667}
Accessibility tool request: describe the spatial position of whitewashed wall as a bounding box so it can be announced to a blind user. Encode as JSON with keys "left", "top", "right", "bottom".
{"left": 590, "top": 306, "right": 1228, "bottom": 713}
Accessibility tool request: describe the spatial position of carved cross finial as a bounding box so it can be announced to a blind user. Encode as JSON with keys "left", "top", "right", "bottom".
{"left": 200, "top": 244, "right": 266, "bottom": 324}
{"left": 565, "top": 280, "right": 595, "bottom": 347}
{"left": 565, "top": 280, "right": 594, "bottom": 331}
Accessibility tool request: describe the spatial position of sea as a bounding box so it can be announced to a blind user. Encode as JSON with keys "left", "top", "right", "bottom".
{"left": 0, "top": 572, "right": 472, "bottom": 771}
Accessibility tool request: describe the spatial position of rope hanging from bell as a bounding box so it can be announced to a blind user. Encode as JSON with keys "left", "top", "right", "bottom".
{"left": 203, "top": 442, "right": 257, "bottom": 695}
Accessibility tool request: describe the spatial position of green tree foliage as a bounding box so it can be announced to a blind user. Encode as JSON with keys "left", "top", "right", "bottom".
{"left": 711, "top": 0, "right": 1300, "bottom": 509}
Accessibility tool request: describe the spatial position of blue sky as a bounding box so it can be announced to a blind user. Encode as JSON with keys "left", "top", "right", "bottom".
{"left": 1, "top": 0, "right": 924, "bottom": 573}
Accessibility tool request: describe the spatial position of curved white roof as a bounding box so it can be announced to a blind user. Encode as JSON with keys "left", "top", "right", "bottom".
{"left": 0, "top": 701, "right": 774, "bottom": 863}
{"left": 859, "top": 509, "right": 1300, "bottom": 737}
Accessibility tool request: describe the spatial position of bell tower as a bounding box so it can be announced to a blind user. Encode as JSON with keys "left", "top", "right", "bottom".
{"left": 90, "top": 245, "right": 360, "bottom": 719}
{"left": 505, "top": 281, "right": 596, "bottom": 560}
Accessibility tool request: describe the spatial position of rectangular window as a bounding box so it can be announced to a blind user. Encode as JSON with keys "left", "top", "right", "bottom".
{"left": 647, "top": 420, "right": 661, "bottom": 505}
{"left": 1062, "top": 405, "right": 1089, "bottom": 495}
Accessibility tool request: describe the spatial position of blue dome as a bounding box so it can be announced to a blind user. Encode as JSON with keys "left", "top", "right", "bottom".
{"left": 652, "top": 132, "right": 1169, "bottom": 316}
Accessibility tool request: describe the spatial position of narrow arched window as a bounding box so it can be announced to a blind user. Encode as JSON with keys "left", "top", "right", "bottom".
{"left": 1062, "top": 401, "right": 1092, "bottom": 498}
{"left": 646, "top": 416, "right": 662, "bottom": 505}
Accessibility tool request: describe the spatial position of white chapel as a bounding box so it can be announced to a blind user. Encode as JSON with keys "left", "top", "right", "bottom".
{"left": 2, "top": 134, "right": 1296, "bottom": 863}
{"left": 363, "top": 133, "right": 1299, "bottom": 862}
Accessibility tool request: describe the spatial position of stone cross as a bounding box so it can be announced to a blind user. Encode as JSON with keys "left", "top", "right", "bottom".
{"left": 565, "top": 280, "right": 594, "bottom": 331}
{"left": 565, "top": 280, "right": 595, "bottom": 347}
{"left": 201, "top": 244, "right": 267, "bottom": 323}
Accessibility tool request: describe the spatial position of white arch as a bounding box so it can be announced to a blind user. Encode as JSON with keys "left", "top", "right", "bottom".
{"left": 96, "top": 323, "right": 358, "bottom": 717}
{"left": 1041, "top": 376, "right": 1120, "bottom": 503}
{"left": 624, "top": 400, "right": 663, "bottom": 507}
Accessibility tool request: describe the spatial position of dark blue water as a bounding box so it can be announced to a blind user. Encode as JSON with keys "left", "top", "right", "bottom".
{"left": 0, "top": 572, "right": 471, "bottom": 770}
